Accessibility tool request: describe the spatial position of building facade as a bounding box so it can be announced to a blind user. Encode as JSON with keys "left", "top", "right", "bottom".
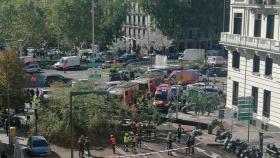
{"left": 220, "top": 0, "right": 280, "bottom": 128}
{"left": 122, "top": 1, "right": 154, "bottom": 40}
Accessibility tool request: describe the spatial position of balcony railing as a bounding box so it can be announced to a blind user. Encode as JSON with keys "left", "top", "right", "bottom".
{"left": 220, "top": 32, "right": 280, "bottom": 53}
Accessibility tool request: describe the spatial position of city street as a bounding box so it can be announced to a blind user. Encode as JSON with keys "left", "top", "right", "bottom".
{"left": 1, "top": 122, "right": 234, "bottom": 158}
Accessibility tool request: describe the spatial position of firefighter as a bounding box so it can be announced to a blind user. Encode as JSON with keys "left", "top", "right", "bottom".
{"left": 177, "top": 124, "right": 184, "bottom": 142}
{"left": 131, "top": 133, "right": 137, "bottom": 153}
{"left": 185, "top": 135, "right": 195, "bottom": 155}
{"left": 136, "top": 133, "right": 142, "bottom": 148}
{"left": 124, "top": 133, "right": 130, "bottom": 152}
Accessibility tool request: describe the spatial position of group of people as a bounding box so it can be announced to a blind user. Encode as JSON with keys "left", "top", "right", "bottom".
{"left": 78, "top": 135, "right": 91, "bottom": 158}
{"left": 78, "top": 123, "right": 196, "bottom": 157}
{"left": 166, "top": 124, "right": 196, "bottom": 156}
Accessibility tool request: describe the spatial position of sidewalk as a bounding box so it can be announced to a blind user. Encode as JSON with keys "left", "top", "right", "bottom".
{"left": 171, "top": 111, "right": 280, "bottom": 147}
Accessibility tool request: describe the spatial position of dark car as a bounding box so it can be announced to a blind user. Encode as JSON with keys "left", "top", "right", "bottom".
{"left": 27, "top": 136, "right": 51, "bottom": 157}
{"left": 206, "top": 67, "right": 227, "bottom": 77}
{"left": 199, "top": 67, "right": 209, "bottom": 75}
{"left": 44, "top": 74, "right": 72, "bottom": 86}
{"left": 109, "top": 73, "right": 129, "bottom": 81}
{"left": 118, "top": 54, "right": 138, "bottom": 63}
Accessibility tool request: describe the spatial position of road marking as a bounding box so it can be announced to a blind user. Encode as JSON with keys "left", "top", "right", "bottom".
{"left": 115, "top": 145, "right": 127, "bottom": 156}
{"left": 195, "top": 147, "right": 222, "bottom": 158}
{"left": 143, "top": 143, "right": 163, "bottom": 158}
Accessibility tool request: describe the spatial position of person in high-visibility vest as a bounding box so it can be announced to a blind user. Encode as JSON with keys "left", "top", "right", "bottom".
{"left": 124, "top": 133, "right": 129, "bottom": 152}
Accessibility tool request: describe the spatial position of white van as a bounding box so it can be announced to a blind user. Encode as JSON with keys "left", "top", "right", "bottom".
{"left": 53, "top": 56, "right": 80, "bottom": 70}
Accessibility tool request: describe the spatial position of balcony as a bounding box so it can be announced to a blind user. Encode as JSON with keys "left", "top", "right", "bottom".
{"left": 220, "top": 32, "right": 280, "bottom": 53}
{"left": 248, "top": 0, "right": 280, "bottom": 5}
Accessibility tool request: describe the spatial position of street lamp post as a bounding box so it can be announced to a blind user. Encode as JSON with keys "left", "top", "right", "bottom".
{"left": 92, "top": 0, "right": 95, "bottom": 56}
{"left": 69, "top": 90, "right": 108, "bottom": 158}
{"left": 3, "top": 44, "right": 11, "bottom": 147}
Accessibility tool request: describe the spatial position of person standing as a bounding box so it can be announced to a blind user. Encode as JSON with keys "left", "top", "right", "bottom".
{"left": 136, "top": 133, "right": 142, "bottom": 148}
{"left": 110, "top": 135, "right": 116, "bottom": 154}
{"left": 124, "top": 133, "right": 129, "bottom": 152}
{"left": 85, "top": 137, "right": 91, "bottom": 156}
{"left": 177, "top": 124, "right": 184, "bottom": 142}
{"left": 185, "top": 135, "right": 195, "bottom": 155}
{"left": 131, "top": 133, "right": 137, "bottom": 153}
{"left": 35, "top": 88, "right": 40, "bottom": 97}
{"left": 166, "top": 132, "right": 173, "bottom": 155}
{"left": 78, "top": 135, "right": 85, "bottom": 158}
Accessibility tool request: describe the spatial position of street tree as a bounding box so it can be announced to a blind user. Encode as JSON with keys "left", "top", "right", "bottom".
{"left": 142, "top": 30, "right": 173, "bottom": 54}
{"left": 138, "top": 0, "right": 224, "bottom": 48}
{"left": 48, "top": 0, "right": 129, "bottom": 50}
{"left": 0, "top": 0, "right": 53, "bottom": 48}
{"left": 0, "top": 49, "right": 28, "bottom": 109}
{"left": 32, "top": 82, "right": 127, "bottom": 147}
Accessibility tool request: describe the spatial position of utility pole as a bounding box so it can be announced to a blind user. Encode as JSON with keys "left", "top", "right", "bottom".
{"left": 92, "top": 0, "right": 95, "bottom": 57}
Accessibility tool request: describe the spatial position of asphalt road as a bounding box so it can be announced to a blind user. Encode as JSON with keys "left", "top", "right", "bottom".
{"left": 31, "top": 68, "right": 109, "bottom": 87}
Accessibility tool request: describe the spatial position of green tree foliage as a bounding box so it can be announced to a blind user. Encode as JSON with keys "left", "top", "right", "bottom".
{"left": 188, "top": 91, "right": 220, "bottom": 116}
{"left": 138, "top": 0, "right": 224, "bottom": 42}
{"left": 0, "top": 49, "right": 28, "bottom": 109}
{"left": 31, "top": 83, "right": 126, "bottom": 147}
{"left": 0, "top": 0, "right": 128, "bottom": 50}
{"left": 0, "top": 0, "right": 53, "bottom": 48}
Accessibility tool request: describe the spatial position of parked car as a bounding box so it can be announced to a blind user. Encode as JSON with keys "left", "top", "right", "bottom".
{"left": 27, "top": 136, "right": 51, "bottom": 157}
{"left": 199, "top": 66, "right": 209, "bottom": 75}
{"left": 44, "top": 74, "right": 72, "bottom": 86}
{"left": 206, "top": 67, "right": 227, "bottom": 77}
{"left": 24, "top": 64, "right": 40, "bottom": 73}
{"left": 117, "top": 54, "right": 138, "bottom": 63}
{"left": 120, "top": 119, "right": 133, "bottom": 131}
{"left": 201, "top": 87, "right": 223, "bottom": 95}
{"left": 40, "top": 88, "right": 52, "bottom": 100}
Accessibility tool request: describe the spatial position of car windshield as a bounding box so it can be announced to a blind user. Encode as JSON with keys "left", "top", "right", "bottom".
{"left": 33, "top": 140, "right": 48, "bottom": 147}
{"left": 59, "top": 59, "right": 65, "bottom": 64}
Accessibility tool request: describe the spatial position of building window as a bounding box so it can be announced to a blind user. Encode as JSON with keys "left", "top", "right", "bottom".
{"left": 263, "top": 90, "right": 271, "bottom": 118}
{"left": 133, "top": 28, "right": 136, "bottom": 37}
{"left": 138, "top": 16, "right": 141, "bottom": 25}
{"left": 143, "top": 29, "right": 146, "bottom": 36}
{"left": 266, "top": 15, "right": 274, "bottom": 39}
{"left": 232, "top": 51, "right": 240, "bottom": 69}
{"left": 232, "top": 81, "right": 239, "bottom": 105}
{"left": 233, "top": 13, "right": 242, "bottom": 34}
{"left": 265, "top": 56, "right": 273, "bottom": 76}
{"left": 129, "top": 16, "right": 131, "bottom": 24}
{"left": 253, "top": 54, "right": 260, "bottom": 73}
{"left": 142, "top": 16, "right": 146, "bottom": 26}
{"left": 251, "top": 87, "right": 258, "bottom": 113}
{"left": 254, "top": 14, "right": 261, "bottom": 37}
{"left": 128, "top": 28, "right": 131, "bottom": 36}
{"left": 133, "top": 16, "right": 136, "bottom": 25}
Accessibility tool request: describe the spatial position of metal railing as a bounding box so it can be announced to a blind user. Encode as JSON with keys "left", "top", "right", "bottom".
{"left": 220, "top": 32, "right": 280, "bottom": 54}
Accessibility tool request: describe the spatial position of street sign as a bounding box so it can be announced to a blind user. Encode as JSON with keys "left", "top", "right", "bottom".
{"left": 88, "top": 73, "right": 101, "bottom": 79}
{"left": 238, "top": 96, "right": 253, "bottom": 121}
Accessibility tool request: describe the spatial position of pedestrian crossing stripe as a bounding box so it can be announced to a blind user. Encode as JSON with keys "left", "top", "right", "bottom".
{"left": 104, "top": 143, "right": 202, "bottom": 158}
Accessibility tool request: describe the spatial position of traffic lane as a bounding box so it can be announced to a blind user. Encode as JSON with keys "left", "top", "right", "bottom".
{"left": 41, "top": 68, "right": 109, "bottom": 81}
